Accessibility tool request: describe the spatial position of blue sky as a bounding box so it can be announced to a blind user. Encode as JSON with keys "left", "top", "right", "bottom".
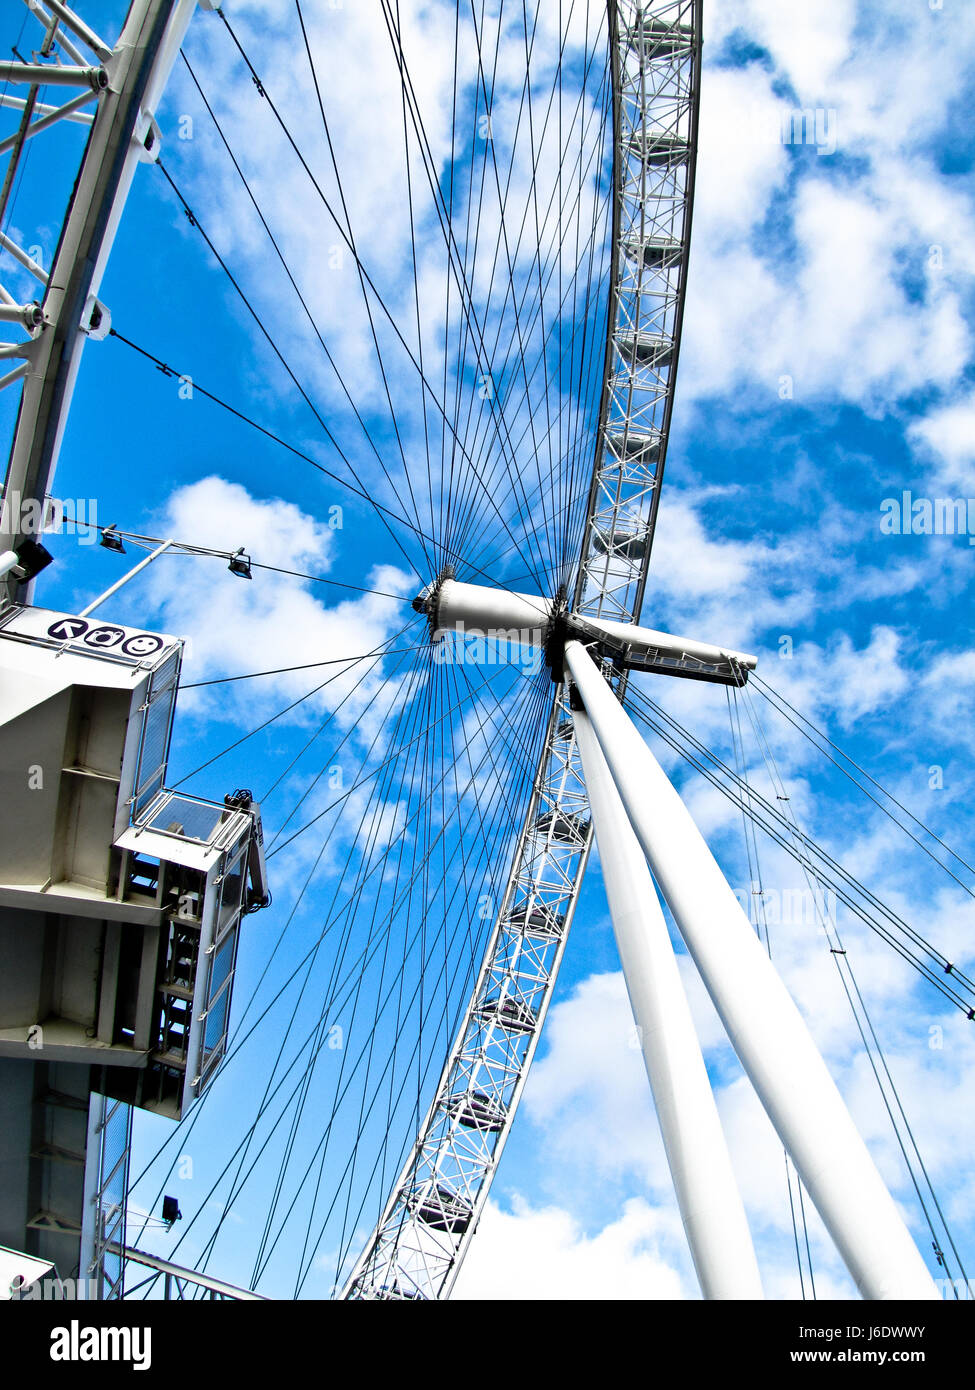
{"left": 2, "top": 0, "right": 974, "bottom": 1300}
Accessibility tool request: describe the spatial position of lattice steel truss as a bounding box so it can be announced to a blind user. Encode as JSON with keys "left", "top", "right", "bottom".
{"left": 0, "top": 0, "right": 205, "bottom": 604}
{"left": 345, "top": 0, "right": 702, "bottom": 1301}
{"left": 576, "top": 0, "right": 700, "bottom": 626}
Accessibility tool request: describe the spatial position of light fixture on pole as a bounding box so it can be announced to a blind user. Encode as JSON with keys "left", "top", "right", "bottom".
{"left": 99, "top": 525, "right": 125, "bottom": 553}
{"left": 228, "top": 548, "right": 252, "bottom": 579}
{"left": 0, "top": 537, "right": 53, "bottom": 582}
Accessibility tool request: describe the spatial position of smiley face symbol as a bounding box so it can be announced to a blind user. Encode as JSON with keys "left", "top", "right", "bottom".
{"left": 121, "top": 633, "right": 165, "bottom": 658}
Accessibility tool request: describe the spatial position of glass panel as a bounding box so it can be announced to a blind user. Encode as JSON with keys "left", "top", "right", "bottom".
{"left": 203, "top": 986, "right": 230, "bottom": 1054}
{"left": 133, "top": 651, "right": 180, "bottom": 814}
{"left": 218, "top": 853, "right": 245, "bottom": 930}
{"left": 208, "top": 930, "right": 236, "bottom": 1003}
{"left": 146, "top": 795, "right": 226, "bottom": 843}
{"left": 199, "top": 1043, "right": 226, "bottom": 1089}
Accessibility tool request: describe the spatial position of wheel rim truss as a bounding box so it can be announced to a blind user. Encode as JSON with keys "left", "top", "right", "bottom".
{"left": 344, "top": 0, "right": 703, "bottom": 1302}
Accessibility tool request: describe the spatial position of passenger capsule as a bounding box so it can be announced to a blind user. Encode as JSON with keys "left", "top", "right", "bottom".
{"left": 449, "top": 1089, "right": 506, "bottom": 1132}
{"left": 625, "top": 131, "right": 690, "bottom": 166}
{"left": 604, "top": 430, "right": 663, "bottom": 465}
{"left": 349, "top": 1278, "right": 424, "bottom": 1300}
{"left": 535, "top": 809, "right": 590, "bottom": 842}
{"left": 623, "top": 235, "right": 682, "bottom": 269}
{"left": 626, "top": 18, "right": 693, "bottom": 58}
{"left": 477, "top": 996, "right": 537, "bottom": 1033}
{"left": 616, "top": 330, "right": 674, "bottom": 370}
{"left": 592, "top": 526, "right": 650, "bottom": 561}
{"left": 508, "top": 903, "right": 566, "bottom": 937}
{"left": 414, "top": 1183, "right": 473, "bottom": 1233}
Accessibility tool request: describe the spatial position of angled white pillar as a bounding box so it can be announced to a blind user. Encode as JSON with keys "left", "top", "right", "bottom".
{"left": 565, "top": 639, "right": 939, "bottom": 1301}
{"left": 573, "top": 707, "right": 763, "bottom": 1300}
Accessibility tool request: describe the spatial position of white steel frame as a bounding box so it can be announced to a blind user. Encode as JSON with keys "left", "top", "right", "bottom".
{"left": 0, "top": 0, "right": 211, "bottom": 602}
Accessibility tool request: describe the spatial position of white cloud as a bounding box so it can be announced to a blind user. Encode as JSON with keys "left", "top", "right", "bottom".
{"left": 909, "top": 390, "right": 975, "bottom": 491}
{"left": 681, "top": 0, "right": 975, "bottom": 412}
{"left": 920, "top": 648, "right": 975, "bottom": 730}
{"left": 523, "top": 968, "right": 670, "bottom": 1182}
{"left": 454, "top": 1195, "right": 692, "bottom": 1300}
{"left": 694, "top": 65, "right": 789, "bottom": 241}
{"left": 707, "top": 0, "right": 858, "bottom": 100}
{"left": 822, "top": 626, "right": 910, "bottom": 726}
{"left": 134, "top": 476, "right": 415, "bottom": 735}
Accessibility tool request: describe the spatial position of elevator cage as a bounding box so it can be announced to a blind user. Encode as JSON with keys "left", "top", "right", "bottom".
{"left": 0, "top": 602, "right": 269, "bottom": 1120}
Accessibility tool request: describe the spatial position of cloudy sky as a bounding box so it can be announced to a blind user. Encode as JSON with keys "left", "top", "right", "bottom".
{"left": 1, "top": 0, "right": 974, "bottom": 1301}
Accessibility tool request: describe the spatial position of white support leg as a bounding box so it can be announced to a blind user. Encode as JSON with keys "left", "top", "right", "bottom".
{"left": 565, "top": 640, "right": 939, "bottom": 1301}
{"left": 573, "top": 707, "right": 763, "bottom": 1300}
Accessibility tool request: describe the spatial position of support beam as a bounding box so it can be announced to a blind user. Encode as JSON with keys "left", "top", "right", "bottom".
{"left": 0, "top": 62, "right": 106, "bottom": 90}
{"left": 0, "top": 93, "right": 94, "bottom": 127}
{"left": 0, "top": 364, "right": 30, "bottom": 392}
{"left": 0, "top": 90, "right": 99, "bottom": 156}
{"left": 565, "top": 639, "right": 939, "bottom": 1301}
{"left": 0, "top": 303, "right": 42, "bottom": 328}
{"left": 23, "top": 0, "right": 87, "bottom": 65}
{"left": 107, "top": 1245, "right": 268, "bottom": 1301}
{"left": 77, "top": 538, "right": 174, "bottom": 617}
{"left": 576, "top": 613, "right": 757, "bottom": 673}
{"left": 0, "top": 232, "right": 49, "bottom": 284}
{"left": 1, "top": 0, "right": 201, "bottom": 600}
{"left": 29, "top": 0, "right": 114, "bottom": 62}
{"left": 573, "top": 707, "right": 763, "bottom": 1300}
{"left": 420, "top": 576, "right": 553, "bottom": 641}
{"left": 414, "top": 576, "right": 756, "bottom": 683}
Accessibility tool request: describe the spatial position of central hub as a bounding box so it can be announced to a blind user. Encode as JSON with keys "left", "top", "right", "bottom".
{"left": 413, "top": 570, "right": 567, "bottom": 677}
{"left": 412, "top": 572, "right": 758, "bottom": 688}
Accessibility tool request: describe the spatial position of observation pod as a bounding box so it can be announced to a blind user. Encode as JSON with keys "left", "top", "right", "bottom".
{"left": 508, "top": 904, "right": 566, "bottom": 939}
{"left": 476, "top": 996, "right": 536, "bottom": 1034}
{"left": 622, "top": 235, "right": 683, "bottom": 270}
{"left": 0, "top": 603, "right": 268, "bottom": 1284}
{"left": 604, "top": 430, "right": 663, "bottom": 466}
{"left": 535, "top": 809, "right": 591, "bottom": 843}
{"left": 616, "top": 331, "right": 675, "bottom": 371}
{"left": 349, "top": 1277, "right": 424, "bottom": 1301}
{"left": 625, "top": 131, "right": 691, "bottom": 166}
{"left": 448, "top": 1090, "right": 507, "bottom": 1133}
{"left": 592, "top": 526, "right": 652, "bottom": 562}
{"left": 626, "top": 16, "right": 695, "bottom": 56}
{"left": 413, "top": 1183, "right": 474, "bottom": 1234}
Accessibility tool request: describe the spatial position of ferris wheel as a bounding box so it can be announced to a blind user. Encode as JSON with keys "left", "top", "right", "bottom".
{"left": 0, "top": 0, "right": 971, "bottom": 1307}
